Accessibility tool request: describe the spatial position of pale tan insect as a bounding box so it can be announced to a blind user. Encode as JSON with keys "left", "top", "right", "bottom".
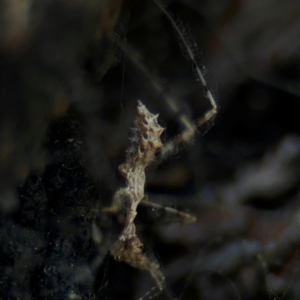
{"left": 104, "top": 0, "right": 218, "bottom": 297}
{"left": 107, "top": 100, "right": 201, "bottom": 292}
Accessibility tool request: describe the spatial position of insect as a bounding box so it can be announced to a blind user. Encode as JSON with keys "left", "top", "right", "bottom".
{"left": 104, "top": 0, "right": 218, "bottom": 297}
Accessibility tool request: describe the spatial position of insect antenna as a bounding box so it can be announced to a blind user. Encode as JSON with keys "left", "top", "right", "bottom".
{"left": 152, "top": 0, "right": 218, "bottom": 160}
{"left": 153, "top": 0, "right": 218, "bottom": 121}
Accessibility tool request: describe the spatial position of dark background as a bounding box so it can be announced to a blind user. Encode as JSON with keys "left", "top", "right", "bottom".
{"left": 1, "top": 0, "right": 300, "bottom": 299}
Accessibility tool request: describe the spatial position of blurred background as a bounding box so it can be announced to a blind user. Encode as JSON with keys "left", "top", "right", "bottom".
{"left": 1, "top": 0, "right": 300, "bottom": 299}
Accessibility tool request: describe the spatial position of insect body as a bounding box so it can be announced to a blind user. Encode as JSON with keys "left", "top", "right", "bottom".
{"left": 110, "top": 101, "right": 166, "bottom": 290}
{"left": 105, "top": 0, "right": 218, "bottom": 295}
